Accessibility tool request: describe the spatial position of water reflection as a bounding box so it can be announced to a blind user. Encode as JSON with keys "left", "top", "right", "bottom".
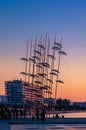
{"left": 10, "top": 124, "right": 86, "bottom": 130}
{"left": 46, "top": 112, "right": 86, "bottom": 118}
{"left": 59, "top": 111, "right": 86, "bottom": 118}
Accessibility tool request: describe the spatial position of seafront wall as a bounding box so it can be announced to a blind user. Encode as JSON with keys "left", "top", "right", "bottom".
{"left": 9, "top": 117, "right": 86, "bottom": 124}
{"left": 0, "top": 120, "right": 10, "bottom": 130}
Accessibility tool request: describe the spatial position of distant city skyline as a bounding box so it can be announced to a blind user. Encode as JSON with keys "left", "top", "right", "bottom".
{"left": 0, "top": 0, "right": 86, "bottom": 102}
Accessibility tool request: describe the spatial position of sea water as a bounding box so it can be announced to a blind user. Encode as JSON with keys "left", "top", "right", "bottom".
{"left": 59, "top": 111, "right": 86, "bottom": 118}
{"left": 10, "top": 124, "right": 86, "bottom": 130}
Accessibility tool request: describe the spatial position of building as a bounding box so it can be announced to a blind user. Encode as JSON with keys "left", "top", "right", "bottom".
{"left": 5, "top": 79, "right": 43, "bottom": 105}
{"left": 73, "top": 102, "right": 86, "bottom": 107}
{"left": 5, "top": 80, "right": 23, "bottom": 105}
{"left": 44, "top": 98, "right": 54, "bottom": 104}
{"left": 0, "top": 95, "right": 7, "bottom": 104}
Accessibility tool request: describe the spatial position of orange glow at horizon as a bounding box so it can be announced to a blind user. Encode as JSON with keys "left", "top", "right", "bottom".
{"left": 0, "top": 39, "right": 86, "bottom": 102}
{"left": 1, "top": 53, "right": 86, "bottom": 103}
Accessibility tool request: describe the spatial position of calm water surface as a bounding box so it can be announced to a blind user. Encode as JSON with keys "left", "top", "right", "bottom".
{"left": 10, "top": 124, "right": 86, "bottom": 130}
{"left": 46, "top": 111, "right": 86, "bottom": 118}
{"left": 58, "top": 111, "right": 86, "bottom": 118}
{"left": 10, "top": 112, "right": 86, "bottom": 130}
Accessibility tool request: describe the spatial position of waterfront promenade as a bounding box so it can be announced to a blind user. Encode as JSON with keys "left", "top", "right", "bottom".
{"left": 9, "top": 117, "right": 86, "bottom": 124}
{"left": 0, "top": 120, "right": 10, "bottom": 130}
{"left": 1, "top": 117, "right": 86, "bottom": 125}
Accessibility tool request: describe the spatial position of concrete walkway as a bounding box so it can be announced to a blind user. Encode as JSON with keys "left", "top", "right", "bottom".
{"left": 0, "top": 120, "right": 10, "bottom": 130}
{"left": 9, "top": 117, "right": 86, "bottom": 124}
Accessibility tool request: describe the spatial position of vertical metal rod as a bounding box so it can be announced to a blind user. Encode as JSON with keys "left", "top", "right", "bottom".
{"left": 46, "top": 37, "right": 50, "bottom": 99}
{"left": 25, "top": 40, "right": 28, "bottom": 81}
{"left": 28, "top": 39, "right": 32, "bottom": 83}
{"left": 55, "top": 52, "right": 61, "bottom": 101}
{"left": 55, "top": 39, "right": 63, "bottom": 102}
{"left": 31, "top": 38, "right": 37, "bottom": 102}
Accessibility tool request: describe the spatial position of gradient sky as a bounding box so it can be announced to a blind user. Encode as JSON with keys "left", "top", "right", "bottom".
{"left": 0, "top": 0, "right": 86, "bottom": 102}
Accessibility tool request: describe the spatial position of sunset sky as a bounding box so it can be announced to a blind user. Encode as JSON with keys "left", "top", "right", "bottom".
{"left": 0, "top": 0, "right": 86, "bottom": 102}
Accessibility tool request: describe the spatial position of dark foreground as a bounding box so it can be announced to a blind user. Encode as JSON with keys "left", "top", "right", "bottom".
{"left": 7, "top": 117, "right": 86, "bottom": 124}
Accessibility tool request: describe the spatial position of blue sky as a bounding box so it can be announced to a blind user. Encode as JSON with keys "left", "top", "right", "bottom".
{"left": 0, "top": 0, "right": 86, "bottom": 51}
{"left": 0, "top": 0, "right": 86, "bottom": 101}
